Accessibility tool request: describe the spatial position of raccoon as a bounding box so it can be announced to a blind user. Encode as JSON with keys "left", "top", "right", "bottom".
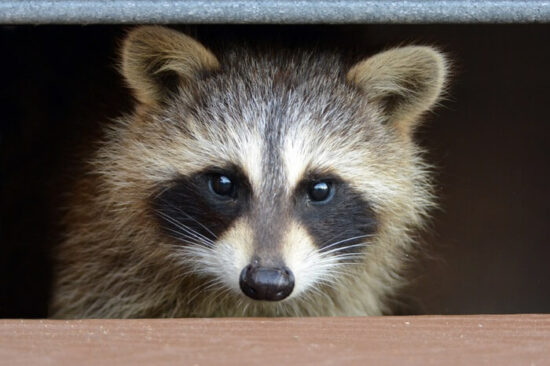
{"left": 50, "top": 26, "right": 448, "bottom": 318}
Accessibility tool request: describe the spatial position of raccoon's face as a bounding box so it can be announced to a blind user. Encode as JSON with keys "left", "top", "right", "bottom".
{"left": 153, "top": 164, "right": 377, "bottom": 302}
{"left": 151, "top": 138, "right": 379, "bottom": 303}
{"left": 118, "top": 26, "right": 447, "bottom": 310}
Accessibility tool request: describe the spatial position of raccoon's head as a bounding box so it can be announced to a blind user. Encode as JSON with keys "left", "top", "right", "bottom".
{"left": 113, "top": 26, "right": 448, "bottom": 315}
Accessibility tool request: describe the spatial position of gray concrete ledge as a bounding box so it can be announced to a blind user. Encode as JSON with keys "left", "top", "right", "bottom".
{"left": 1, "top": 0, "right": 550, "bottom": 24}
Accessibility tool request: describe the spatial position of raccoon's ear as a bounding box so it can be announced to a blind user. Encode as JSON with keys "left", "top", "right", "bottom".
{"left": 347, "top": 46, "right": 448, "bottom": 134}
{"left": 121, "top": 26, "right": 220, "bottom": 106}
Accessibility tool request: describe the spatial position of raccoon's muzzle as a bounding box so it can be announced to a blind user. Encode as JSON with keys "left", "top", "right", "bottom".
{"left": 239, "top": 264, "right": 295, "bottom": 301}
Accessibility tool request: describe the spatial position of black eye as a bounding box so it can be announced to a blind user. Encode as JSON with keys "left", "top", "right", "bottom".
{"left": 308, "top": 181, "right": 334, "bottom": 203}
{"left": 209, "top": 174, "right": 235, "bottom": 198}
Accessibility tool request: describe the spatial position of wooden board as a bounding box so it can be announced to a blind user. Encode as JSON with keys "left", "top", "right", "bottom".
{"left": 1, "top": 315, "right": 549, "bottom": 365}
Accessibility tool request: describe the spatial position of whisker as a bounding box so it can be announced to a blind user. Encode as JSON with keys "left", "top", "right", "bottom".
{"left": 159, "top": 213, "right": 210, "bottom": 241}
{"left": 206, "top": 285, "right": 233, "bottom": 310}
{"left": 318, "top": 251, "right": 367, "bottom": 260}
{"left": 162, "top": 226, "right": 212, "bottom": 248}
{"left": 242, "top": 301, "right": 251, "bottom": 316}
{"left": 186, "top": 277, "right": 224, "bottom": 305}
{"left": 156, "top": 210, "right": 215, "bottom": 247}
{"left": 157, "top": 209, "right": 214, "bottom": 243}
{"left": 315, "top": 256, "right": 366, "bottom": 266}
{"left": 319, "top": 242, "right": 369, "bottom": 256}
{"left": 157, "top": 211, "right": 215, "bottom": 246}
{"left": 320, "top": 234, "right": 373, "bottom": 253}
{"left": 164, "top": 202, "right": 218, "bottom": 239}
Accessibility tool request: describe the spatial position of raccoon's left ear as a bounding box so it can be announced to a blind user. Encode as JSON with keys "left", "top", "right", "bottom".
{"left": 121, "top": 26, "right": 220, "bottom": 106}
{"left": 347, "top": 46, "right": 448, "bottom": 134}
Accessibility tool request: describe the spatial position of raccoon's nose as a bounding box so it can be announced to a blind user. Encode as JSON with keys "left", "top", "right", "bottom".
{"left": 239, "top": 264, "right": 295, "bottom": 301}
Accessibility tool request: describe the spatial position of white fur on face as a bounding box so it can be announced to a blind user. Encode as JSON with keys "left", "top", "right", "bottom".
{"left": 186, "top": 124, "right": 264, "bottom": 190}
{"left": 282, "top": 133, "right": 311, "bottom": 193}
{"left": 175, "top": 206, "right": 350, "bottom": 302}
{"left": 281, "top": 221, "right": 325, "bottom": 299}
{"left": 177, "top": 218, "right": 253, "bottom": 295}
{"left": 219, "top": 128, "right": 264, "bottom": 192}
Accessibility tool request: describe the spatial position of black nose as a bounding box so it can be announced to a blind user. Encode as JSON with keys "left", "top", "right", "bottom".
{"left": 239, "top": 264, "right": 295, "bottom": 301}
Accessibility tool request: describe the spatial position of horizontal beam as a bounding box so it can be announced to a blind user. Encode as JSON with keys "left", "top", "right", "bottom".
{"left": 1, "top": 315, "right": 549, "bottom": 365}
{"left": 1, "top": 0, "right": 550, "bottom": 24}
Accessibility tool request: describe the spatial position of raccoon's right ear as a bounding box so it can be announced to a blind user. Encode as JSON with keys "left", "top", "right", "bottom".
{"left": 121, "top": 26, "right": 220, "bottom": 106}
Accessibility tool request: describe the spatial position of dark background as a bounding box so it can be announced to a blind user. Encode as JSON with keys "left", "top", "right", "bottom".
{"left": 1, "top": 24, "right": 549, "bottom": 317}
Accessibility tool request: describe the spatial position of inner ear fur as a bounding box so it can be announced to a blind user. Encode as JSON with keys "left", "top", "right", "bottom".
{"left": 121, "top": 26, "right": 220, "bottom": 106}
{"left": 347, "top": 46, "right": 448, "bottom": 134}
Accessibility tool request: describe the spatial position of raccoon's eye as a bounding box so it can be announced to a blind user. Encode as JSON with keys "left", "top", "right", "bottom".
{"left": 209, "top": 174, "right": 236, "bottom": 198}
{"left": 307, "top": 181, "right": 334, "bottom": 203}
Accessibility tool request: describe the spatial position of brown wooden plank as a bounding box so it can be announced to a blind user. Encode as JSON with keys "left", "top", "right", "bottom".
{"left": 1, "top": 315, "right": 549, "bottom": 366}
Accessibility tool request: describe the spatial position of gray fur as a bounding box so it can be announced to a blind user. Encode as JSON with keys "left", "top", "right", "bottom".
{"left": 50, "top": 27, "right": 448, "bottom": 318}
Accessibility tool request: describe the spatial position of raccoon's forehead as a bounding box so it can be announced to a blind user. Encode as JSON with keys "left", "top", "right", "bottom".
{"left": 162, "top": 53, "right": 383, "bottom": 186}
{"left": 189, "top": 49, "right": 372, "bottom": 132}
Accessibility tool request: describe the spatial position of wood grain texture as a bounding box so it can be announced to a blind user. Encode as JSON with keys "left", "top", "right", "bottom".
{"left": 1, "top": 315, "right": 549, "bottom": 366}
